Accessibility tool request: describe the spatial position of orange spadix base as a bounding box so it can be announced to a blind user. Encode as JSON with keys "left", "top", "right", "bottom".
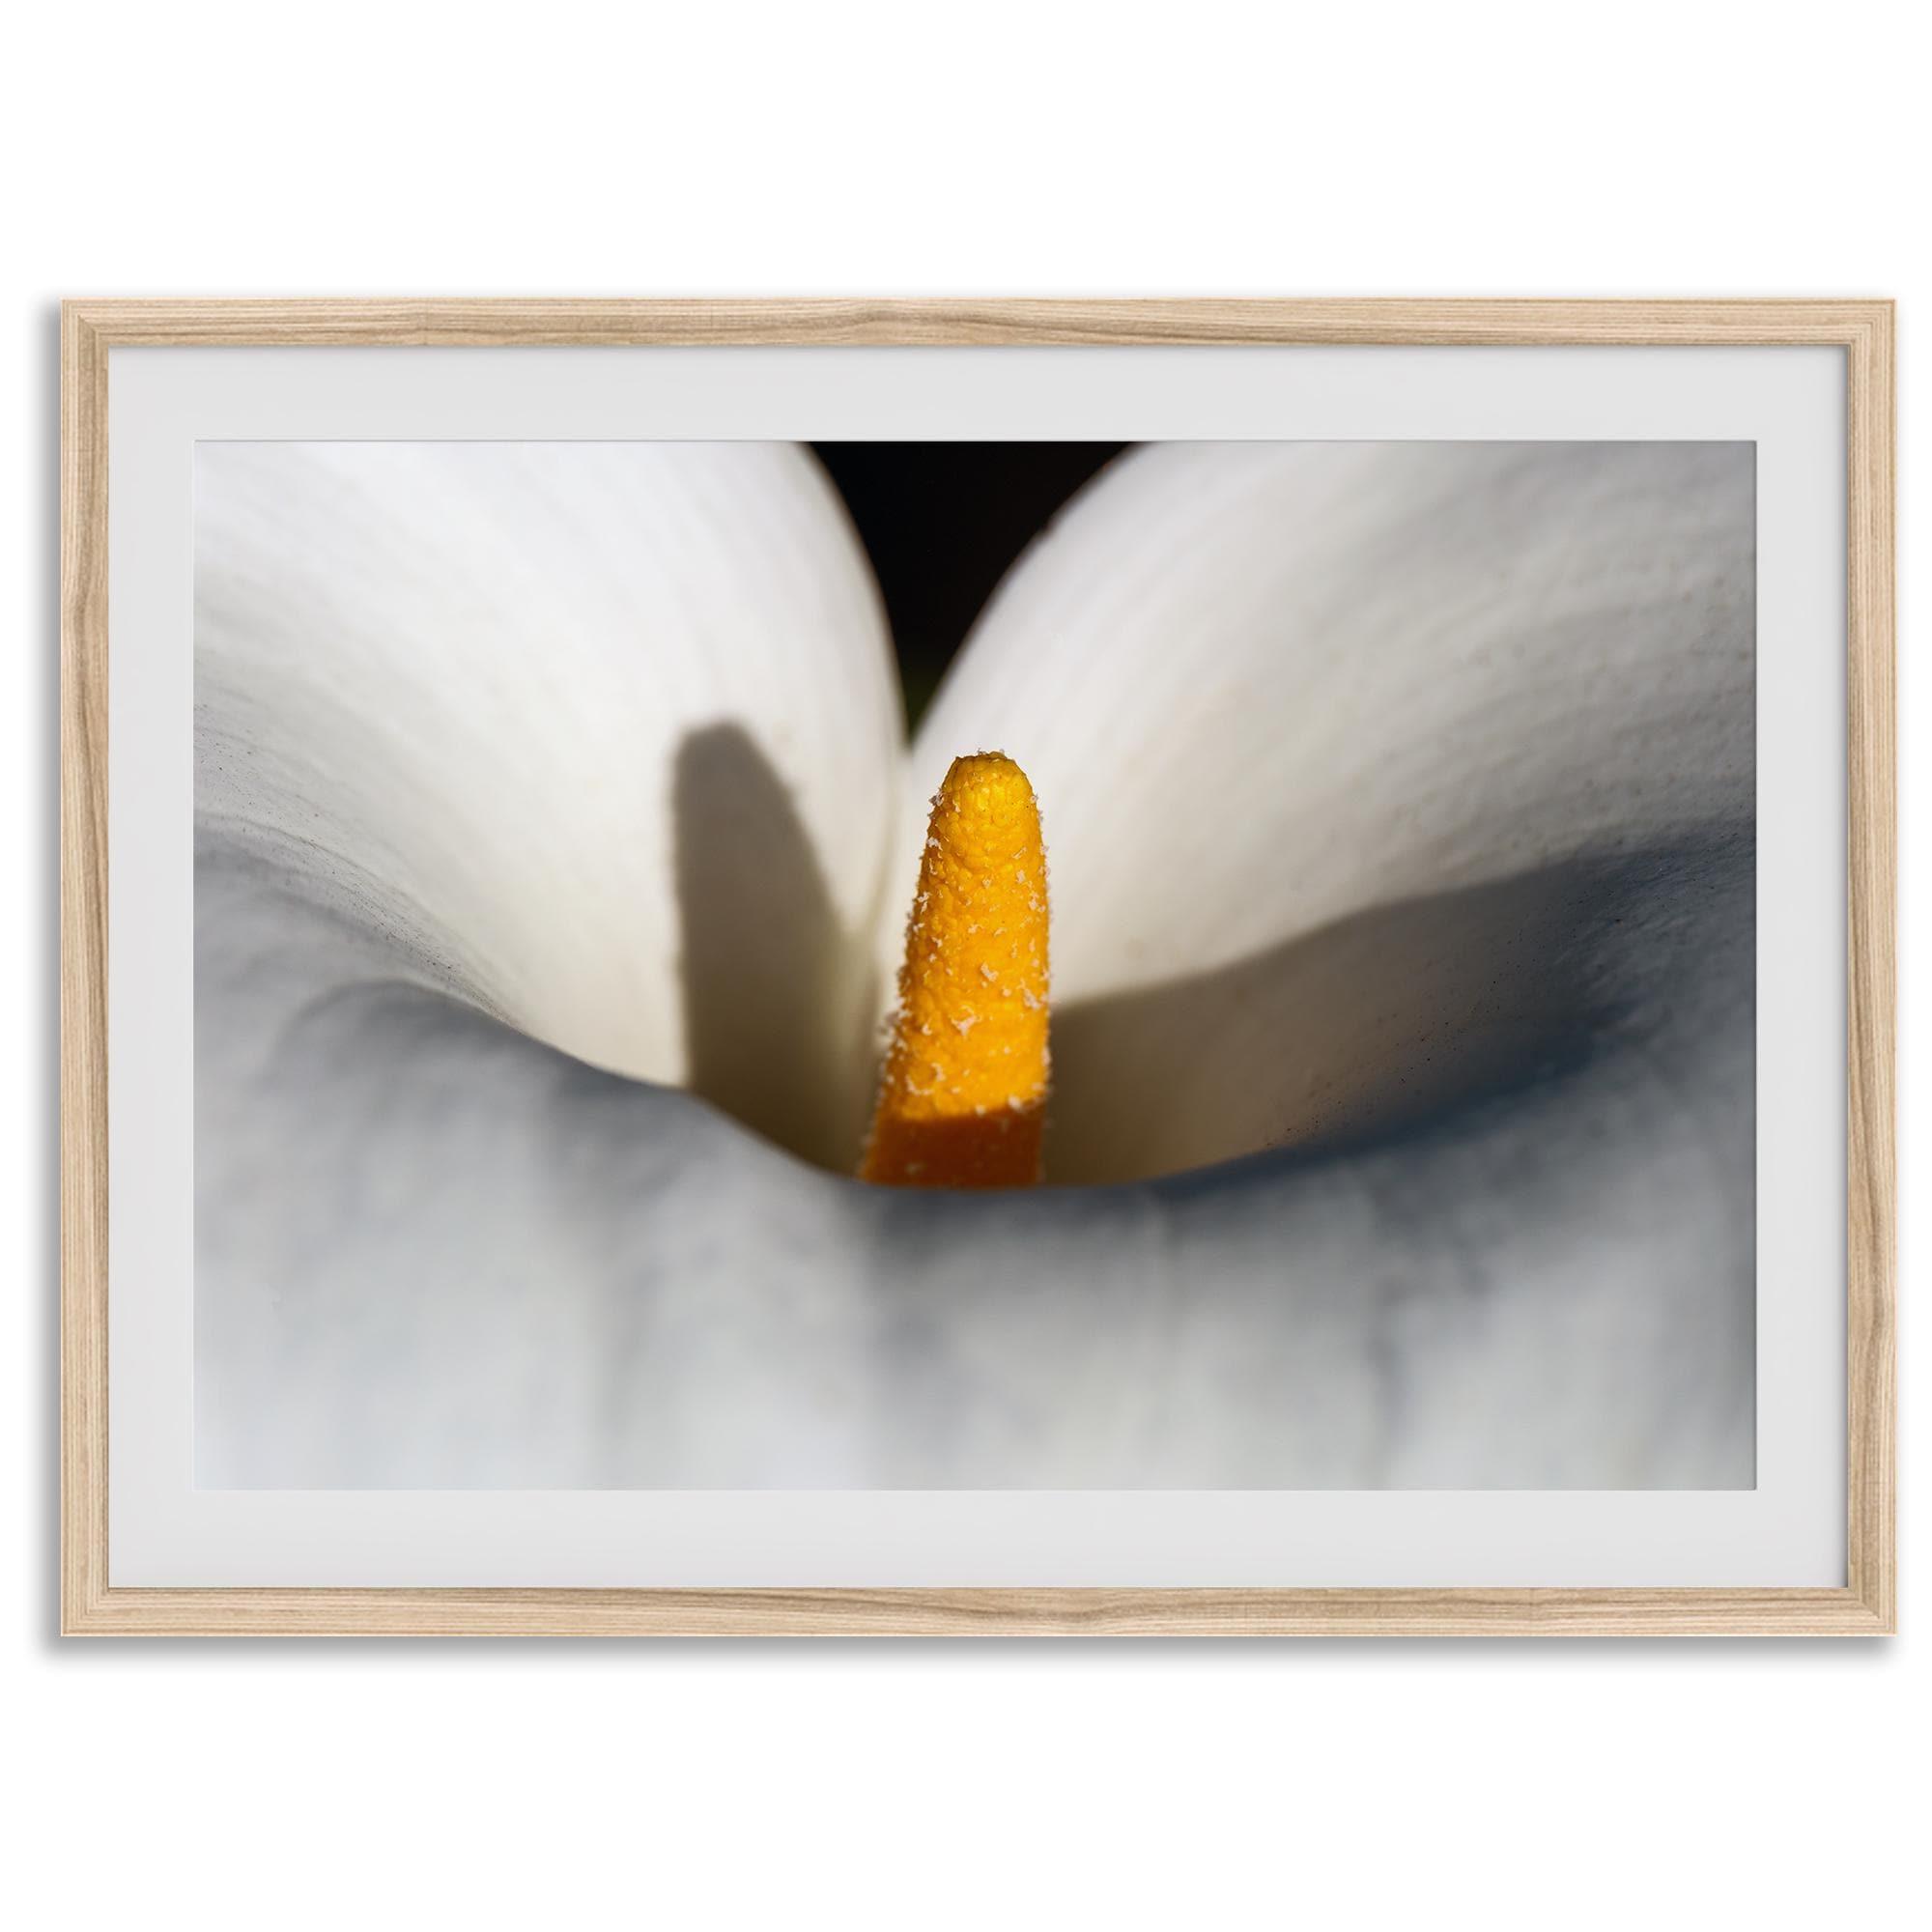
{"left": 859, "top": 753, "right": 1049, "bottom": 1187}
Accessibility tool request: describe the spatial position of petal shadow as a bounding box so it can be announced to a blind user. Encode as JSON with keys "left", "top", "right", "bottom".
{"left": 673, "top": 724, "right": 876, "bottom": 1172}
{"left": 1046, "top": 839, "right": 1749, "bottom": 1185}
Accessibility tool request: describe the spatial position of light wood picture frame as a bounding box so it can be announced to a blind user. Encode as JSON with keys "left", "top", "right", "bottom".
{"left": 60, "top": 298, "right": 1895, "bottom": 1636}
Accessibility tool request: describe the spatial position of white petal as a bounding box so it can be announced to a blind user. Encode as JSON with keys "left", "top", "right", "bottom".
{"left": 197, "top": 439, "right": 1750, "bottom": 1492}
{"left": 198, "top": 838, "right": 1748, "bottom": 1489}
{"left": 197, "top": 441, "right": 903, "bottom": 1163}
{"left": 904, "top": 442, "right": 1753, "bottom": 1179}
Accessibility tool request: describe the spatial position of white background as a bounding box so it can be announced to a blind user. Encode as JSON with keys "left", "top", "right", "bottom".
{"left": 2, "top": 3, "right": 1921, "bottom": 1928}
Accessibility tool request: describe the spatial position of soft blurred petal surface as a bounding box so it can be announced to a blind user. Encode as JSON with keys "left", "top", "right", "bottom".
{"left": 198, "top": 832, "right": 1749, "bottom": 1488}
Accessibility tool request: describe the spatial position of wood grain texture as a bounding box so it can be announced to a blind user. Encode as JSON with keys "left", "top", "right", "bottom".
{"left": 1844, "top": 301, "right": 1897, "bottom": 1632}
{"left": 59, "top": 1587, "right": 1892, "bottom": 1639}
{"left": 58, "top": 298, "right": 1897, "bottom": 1638}
{"left": 61, "top": 305, "right": 110, "bottom": 1639}
{"left": 62, "top": 295, "right": 1897, "bottom": 349}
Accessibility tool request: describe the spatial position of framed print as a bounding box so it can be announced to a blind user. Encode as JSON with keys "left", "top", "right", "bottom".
{"left": 60, "top": 298, "right": 1895, "bottom": 1635}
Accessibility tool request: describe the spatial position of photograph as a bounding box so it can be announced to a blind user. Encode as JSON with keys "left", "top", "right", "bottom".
{"left": 194, "top": 436, "right": 1756, "bottom": 1490}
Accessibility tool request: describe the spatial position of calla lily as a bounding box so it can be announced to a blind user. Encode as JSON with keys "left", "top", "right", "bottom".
{"left": 195, "top": 439, "right": 1754, "bottom": 1488}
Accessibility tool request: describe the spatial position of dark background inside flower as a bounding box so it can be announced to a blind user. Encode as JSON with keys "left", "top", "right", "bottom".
{"left": 813, "top": 442, "right": 1127, "bottom": 728}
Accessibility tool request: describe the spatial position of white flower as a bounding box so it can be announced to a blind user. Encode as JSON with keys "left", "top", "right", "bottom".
{"left": 195, "top": 440, "right": 1754, "bottom": 1488}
